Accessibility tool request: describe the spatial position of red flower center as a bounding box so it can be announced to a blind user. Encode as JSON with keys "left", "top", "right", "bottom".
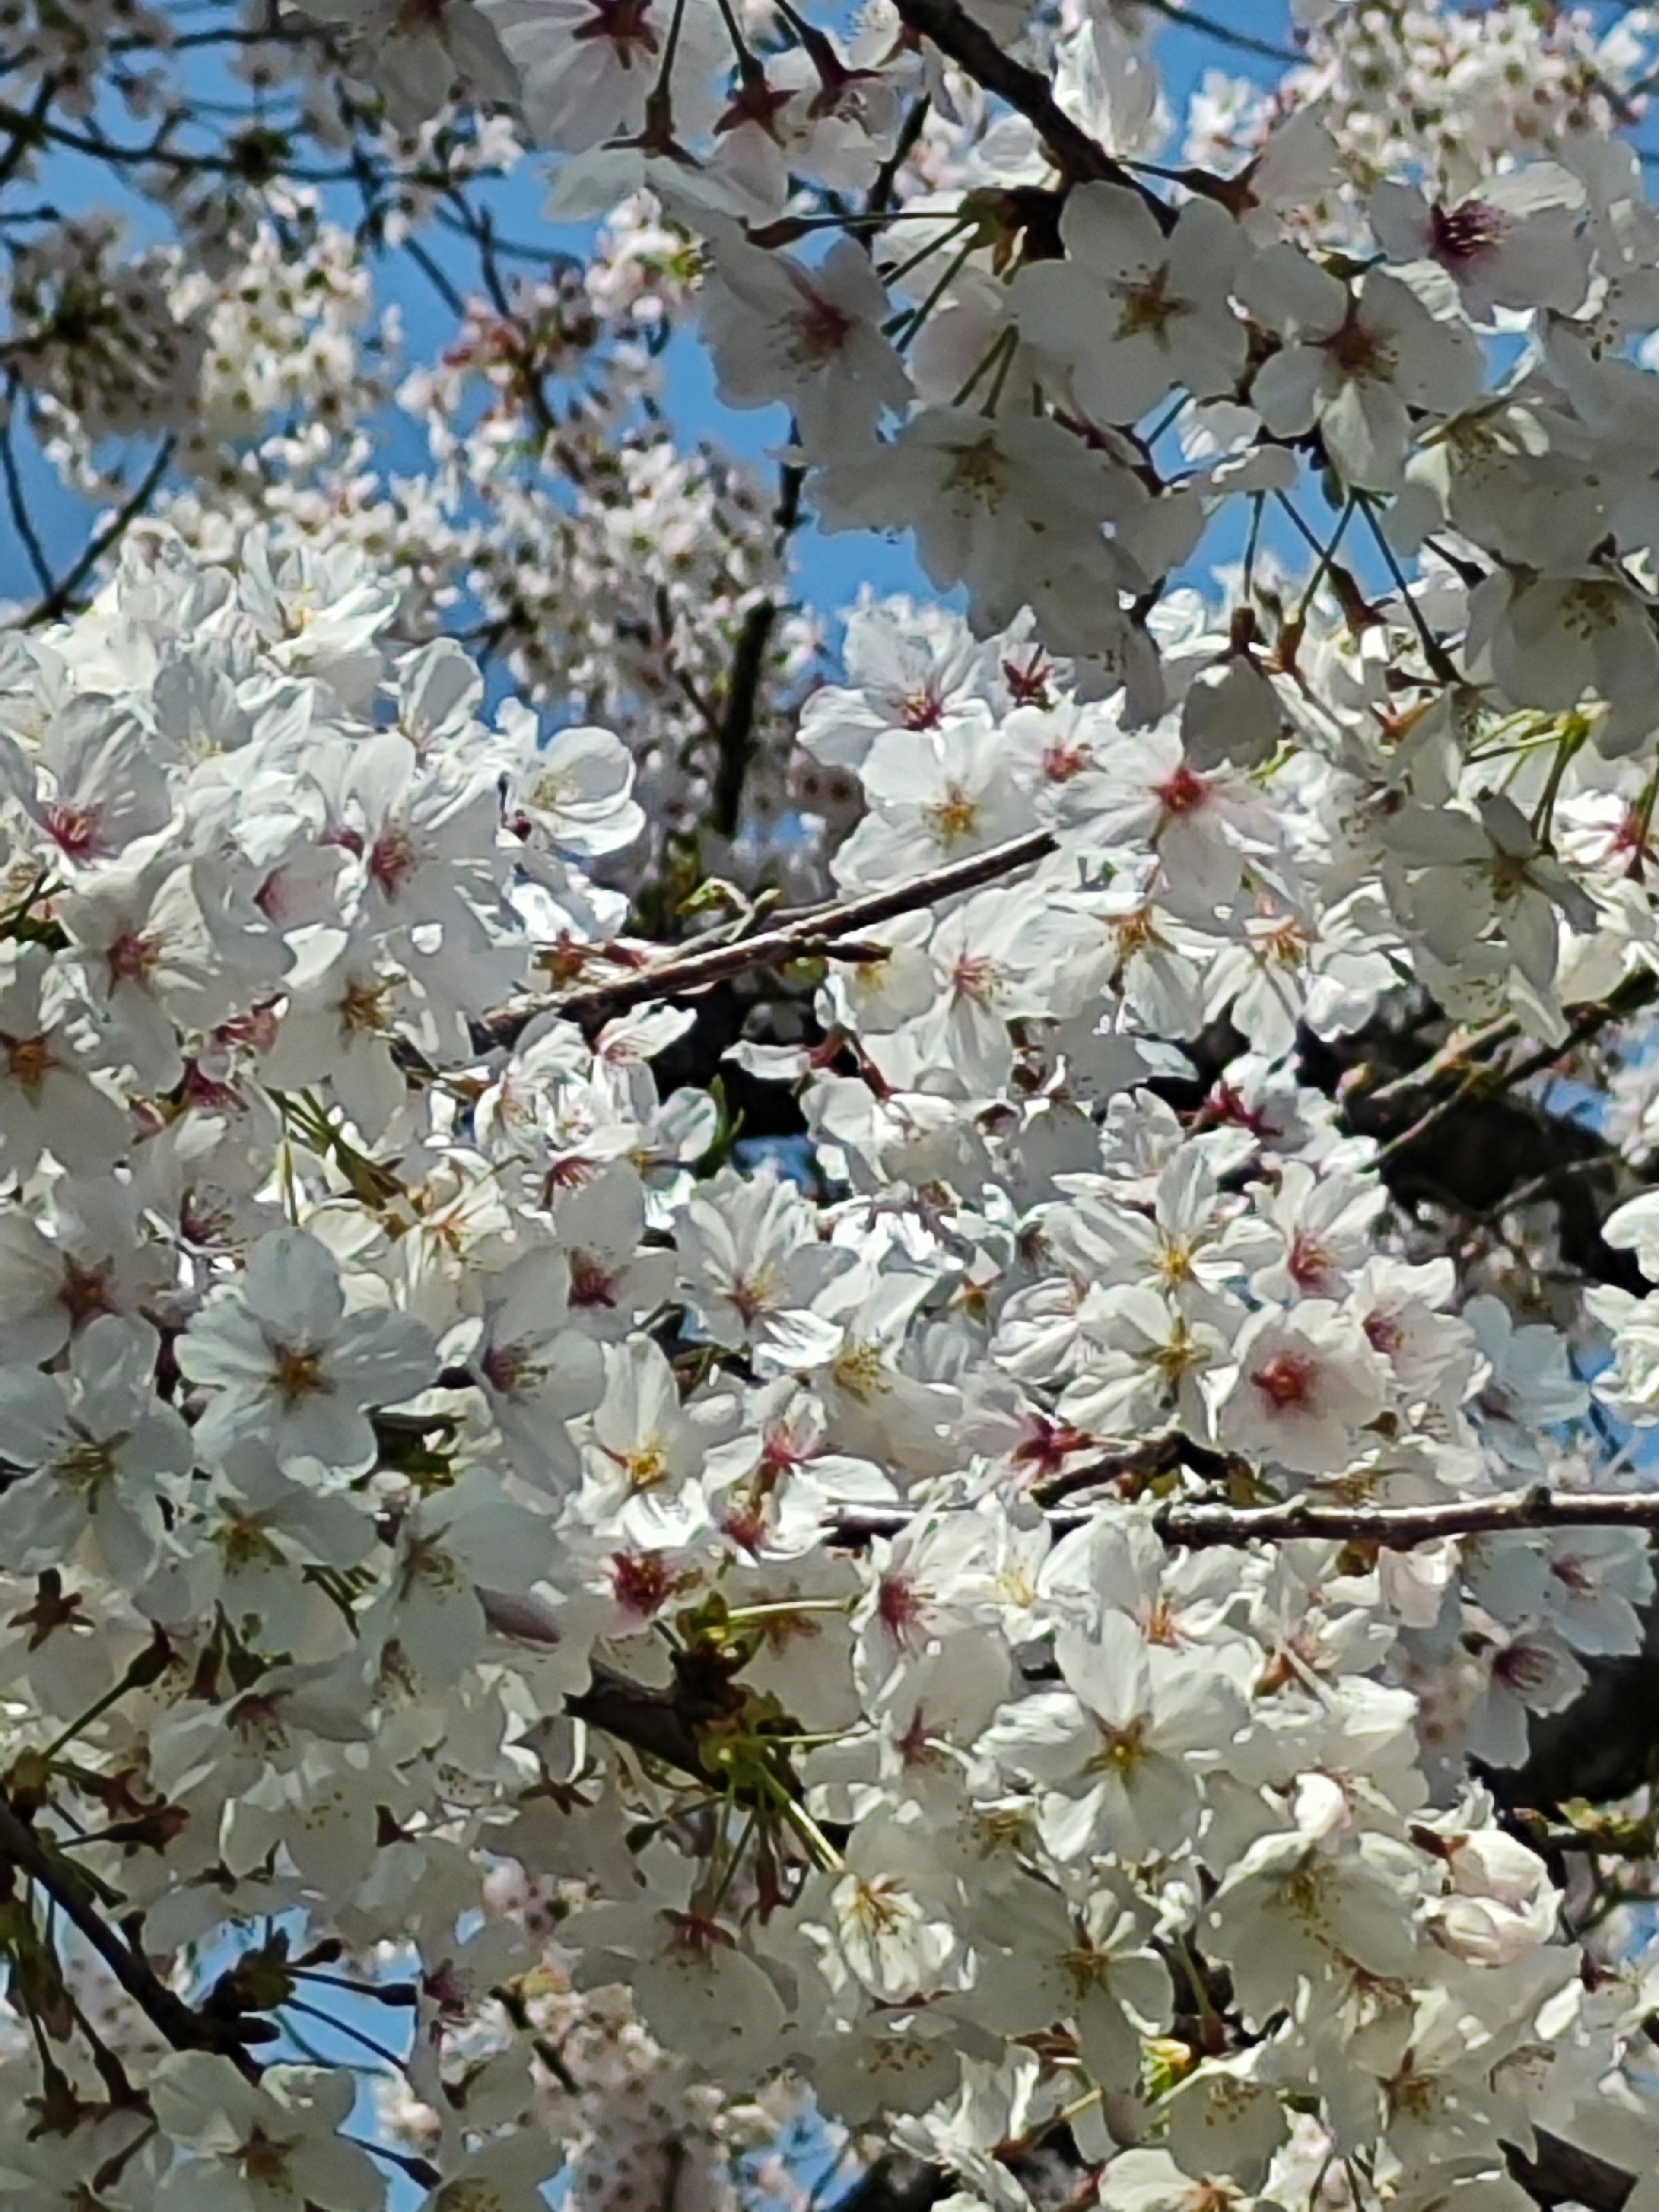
{"left": 1252, "top": 1351, "right": 1315, "bottom": 1410}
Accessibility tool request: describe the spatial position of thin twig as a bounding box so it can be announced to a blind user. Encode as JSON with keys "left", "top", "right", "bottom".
{"left": 0, "top": 391, "right": 52, "bottom": 598}
{"left": 1492, "top": 973, "right": 1659, "bottom": 1097}
{"left": 1358, "top": 493, "right": 1462, "bottom": 685}
{"left": 1373, "top": 1062, "right": 1490, "bottom": 1166}
{"left": 1136, "top": 0, "right": 1301, "bottom": 66}
{"left": 24, "top": 436, "right": 175, "bottom": 627}
{"left": 867, "top": 94, "right": 929, "bottom": 219}
{"left": 1363, "top": 972, "right": 1659, "bottom": 1165}
{"left": 1362, "top": 1014, "right": 1520, "bottom": 1107}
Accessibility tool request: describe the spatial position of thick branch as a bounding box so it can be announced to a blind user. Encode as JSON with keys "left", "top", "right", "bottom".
{"left": 564, "top": 1658, "right": 711, "bottom": 1784}
{"left": 486, "top": 826, "right": 1059, "bottom": 1042}
{"left": 830, "top": 1485, "right": 1659, "bottom": 1548}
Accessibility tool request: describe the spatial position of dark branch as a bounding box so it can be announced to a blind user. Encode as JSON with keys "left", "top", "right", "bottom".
{"left": 0, "top": 1791, "right": 262, "bottom": 2076}
{"left": 708, "top": 466, "right": 804, "bottom": 840}
{"left": 1137, "top": 0, "right": 1301, "bottom": 66}
{"left": 564, "top": 1659, "right": 711, "bottom": 1784}
{"left": 486, "top": 826, "right": 1060, "bottom": 1041}
{"left": 829, "top": 1486, "right": 1659, "bottom": 1548}
{"left": 0, "top": 393, "right": 53, "bottom": 600}
{"left": 24, "top": 436, "right": 176, "bottom": 628}
{"left": 867, "top": 94, "right": 930, "bottom": 218}
{"left": 891, "top": 0, "right": 1153, "bottom": 195}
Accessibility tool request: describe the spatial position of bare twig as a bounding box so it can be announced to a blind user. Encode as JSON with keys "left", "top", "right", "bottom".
{"left": 1373, "top": 1062, "right": 1490, "bottom": 1166}
{"left": 485, "top": 826, "right": 1060, "bottom": 1041}
{"left": 1136, "top": 0, "right": 1301, "bottom": 66}
{"left": 1491, "top": 972, "right": 1659, "bottom": 1096}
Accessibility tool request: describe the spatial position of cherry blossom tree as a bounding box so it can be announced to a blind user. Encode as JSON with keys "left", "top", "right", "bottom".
{"left": 14, "top": 6, "right": 1659, "bottom": 2212}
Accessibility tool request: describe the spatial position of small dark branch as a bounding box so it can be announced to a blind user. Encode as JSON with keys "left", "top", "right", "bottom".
{"left": 1358, "top": 969, "right": 1659, "bottom": 1116}
{"left": 829, "top": 1487, "right": 1659, "bottom": 1548}
{"left": 433, "top": 194, "right": 563, "bottom": 445}
{"left": 0, "top": 394, "right": 53, "bottom": 599}
{"left": 892, "top": 0, "right": 1152, "bottom": 195}
{"left": 1491, "top": 972, "right": 1659, "bottom": 1096}
{"left": 0, "top": 1792, "right": 261, "bottom": 2076}
{"left": 708, "top": 463, "right": 806, "bottom": 840}
{"left": 0, "top": 104, "right": 353, "bottom": 184}
{"left": 1136, "top": 0, "right": 1301, "bottom": 66}
{"left": 1029, "top": 1430, "right": 1231, "bottom": 1505}
{"left": 485, "top": 826, "right": 1059, "bottom": 1042}
{"left": 113, "top": 22, "right": 333, "bottom": 53}
{"left": 867, "top": 94, "right": 929, "bottom": 217}
{"left": 711, "top": 597, "right": 778, "bottom": 840}
{"left": 401, "top": 230, "right": 470, "bottom": 321}
{"left": 1348, "top": 973, "right": 1659, "bottom": 1172}
{"left": 1357, "top": 1015, "right": 1516, "bottom": 1107}
{"left": 1372, "top": 1064, "right": 1489, "bottom": 1168}
{"left": 1357, "top": 493, "right": 1462, "bottom": 684}
{"left": 0, "top": 76, "right": 58, "bottom": 195}
{"left": 24, "top": 436, "right": 175, "bottom": 628}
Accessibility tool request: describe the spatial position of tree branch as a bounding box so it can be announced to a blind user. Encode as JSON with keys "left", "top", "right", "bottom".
{"left": 485, "top": 826, "right": 1059, "bottom": 1042}
{"left": 829, "top": 1486, "right": 1659, "bottom": 1548}
{"left": 0, "top": 393, "right": 52, "bottom": 600}
{"left": 1352, "top": 971, "right": 1659, "bottom": 1118}
{"left": 1299, "top": 974, "right": 1658, "bottom": 1297}
{"left": 0, "top": 1791, "right": 262, "bottom": 2075}
{"left": 1136, "top": 0, "right": 1301, "bottom": 67}
{"left": 891, "top": 0, "right": 1148, "bottom": 193}
{"left": 708, "top": 466, "right": 804, "bottom": 841}
{"left": 24, "top": 435, "right": 175, "bottom": 628}
{"left": 868, "top": 94, "right": 930, "bottom": 218}
{"left": 564, "top": 1658, "right": 711, "bottom": 1784}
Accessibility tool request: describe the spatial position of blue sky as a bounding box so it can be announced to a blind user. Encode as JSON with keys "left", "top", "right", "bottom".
{"left": 0, "top": 0, "right": 1299, "bottom": 622}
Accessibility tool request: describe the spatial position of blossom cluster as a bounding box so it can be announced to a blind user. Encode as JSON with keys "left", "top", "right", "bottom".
{"left": 0, "top": 517, "right": 1645, "bottom": 2212}
{"left": 9, "top": 2, "right": 1659, "bottom": 2212}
